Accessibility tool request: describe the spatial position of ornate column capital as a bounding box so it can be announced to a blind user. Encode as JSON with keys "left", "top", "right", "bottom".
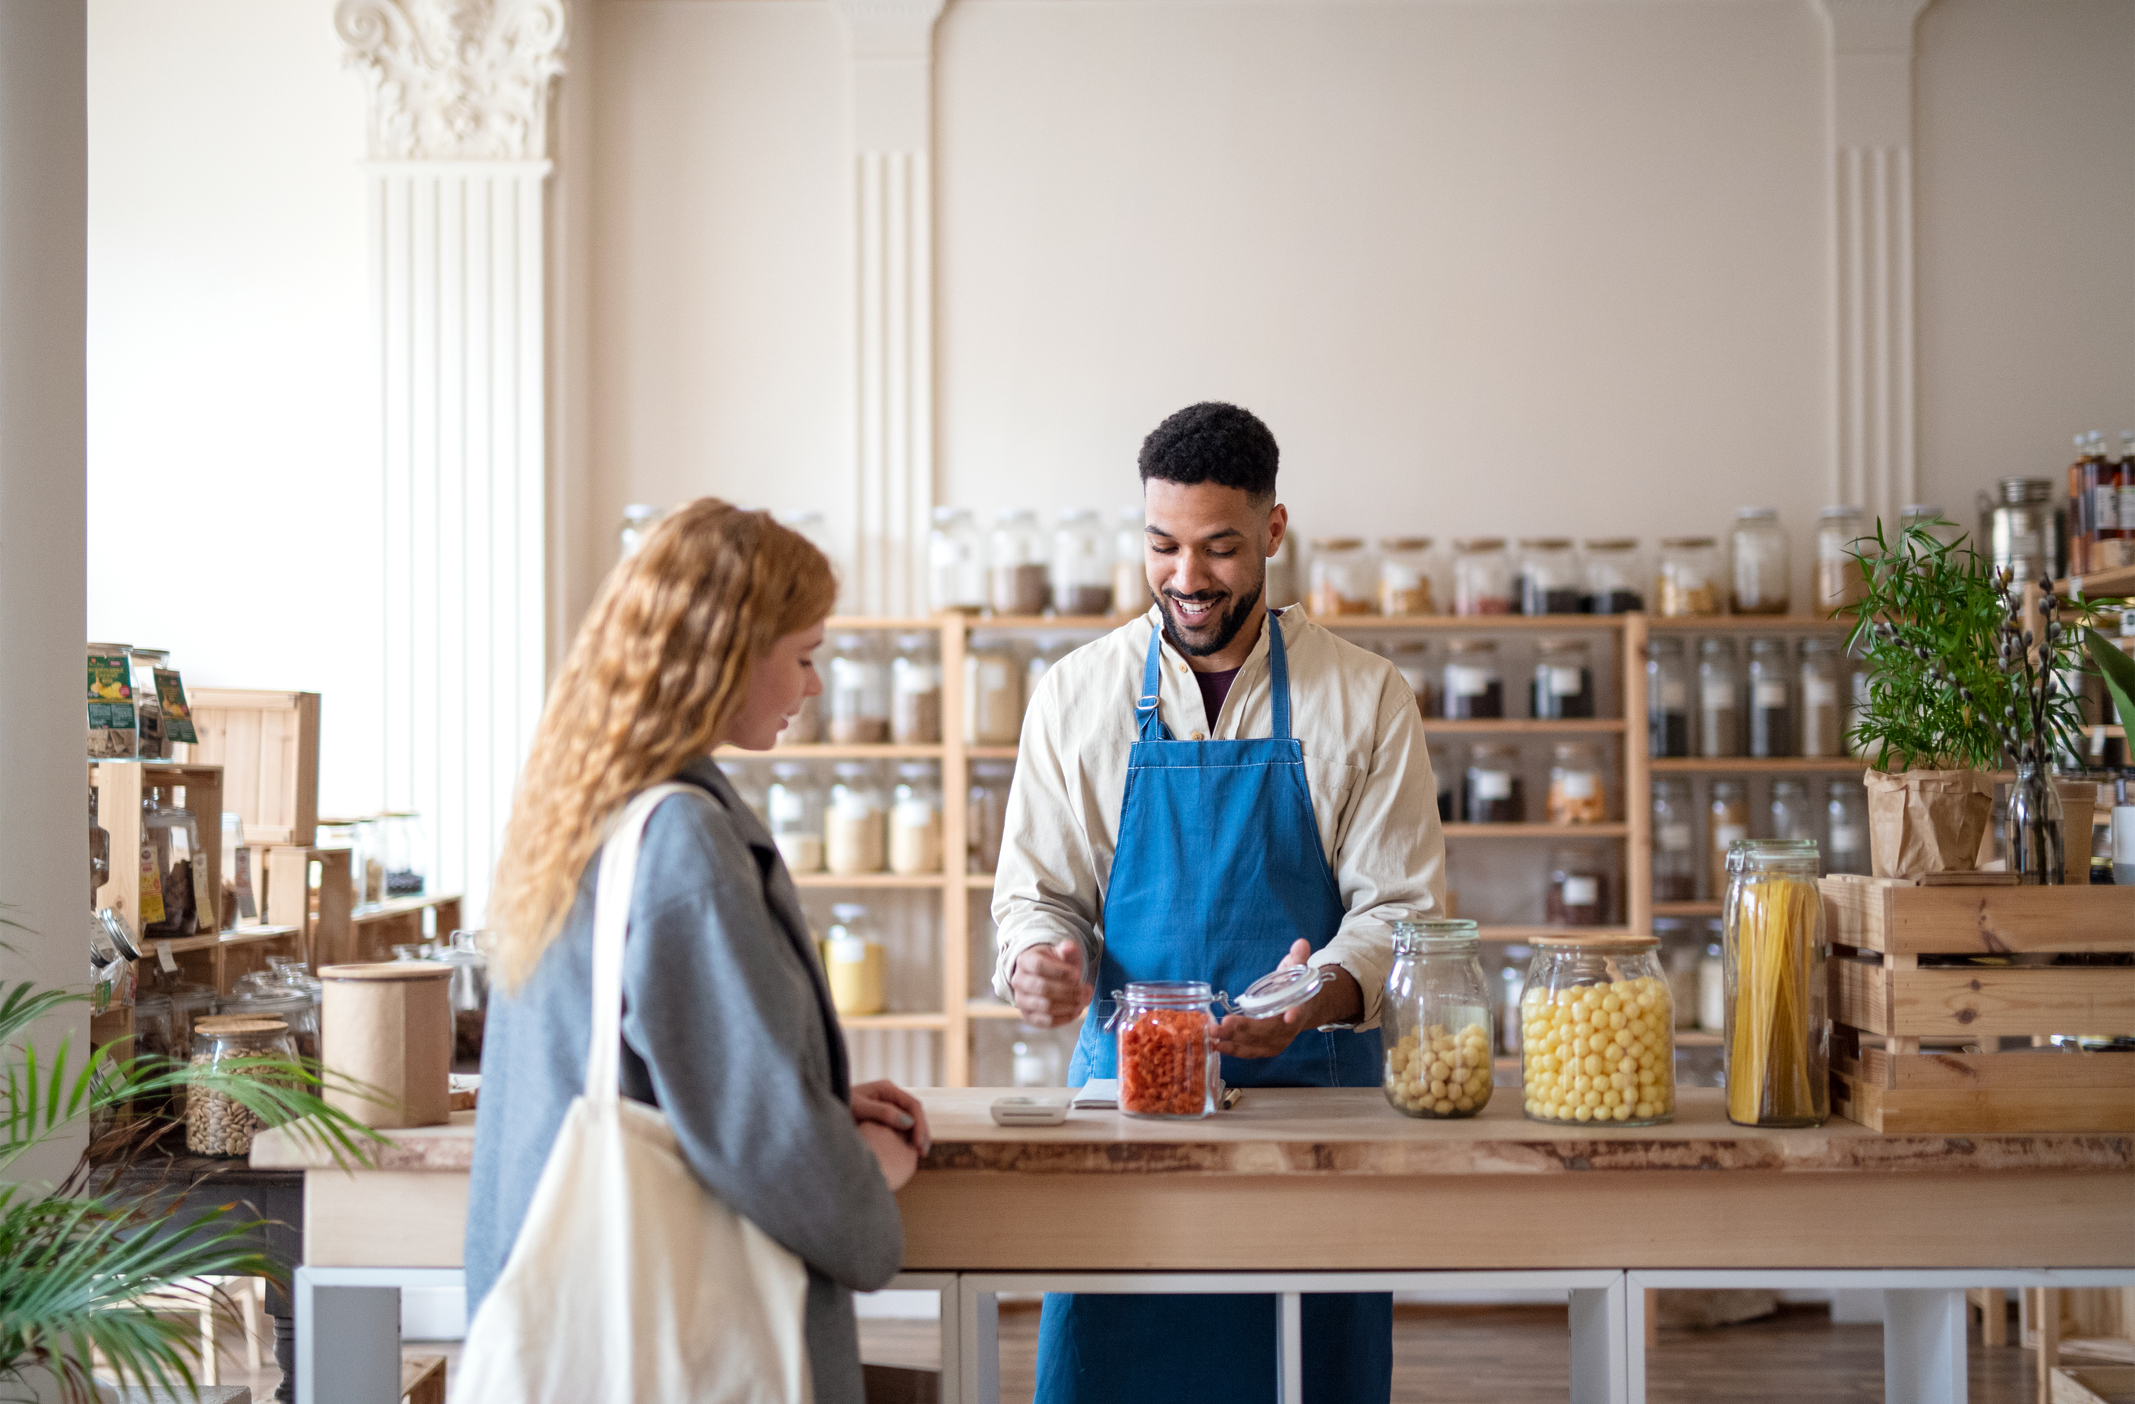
{"left": 334, "top": 0, "right": 568, "bottom": 161}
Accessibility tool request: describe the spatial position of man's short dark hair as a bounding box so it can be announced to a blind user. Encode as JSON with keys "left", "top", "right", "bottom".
{"left": 1138, "top": 402, "right": 1278, "bottom": 501}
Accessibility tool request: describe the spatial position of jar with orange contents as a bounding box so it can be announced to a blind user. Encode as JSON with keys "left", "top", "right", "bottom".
{"left": 1111, "top": 981, "right": 1220, "bottom": 1118}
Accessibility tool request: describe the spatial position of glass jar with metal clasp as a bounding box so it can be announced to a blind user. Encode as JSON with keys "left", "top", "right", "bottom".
{"left": 1381, "top": 920, "right": 1494, "bottom": 1119}
{"left": 1109, "top": 967, "right": 1333, "bottom": 1120}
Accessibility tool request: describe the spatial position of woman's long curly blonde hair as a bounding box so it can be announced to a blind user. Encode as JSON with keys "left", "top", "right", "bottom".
{"left": 488, "top": 498, "right": 835, "bottom": 990}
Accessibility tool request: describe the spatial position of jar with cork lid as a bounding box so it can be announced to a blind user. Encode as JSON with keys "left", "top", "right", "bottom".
{"left": 1656, "top": 537, "right": 1722, "bottom": 617}
{"left": 1307, "top": 539, "right": 1374, "bottom": 616}
{"left": 890, "top": 633, "right": 942, "bottom": 744}
{"left": 1443, "top": 639, "right": 1504, "bottom": 720}
{"left": 1546, "top": 742, "right": 1607, "bottom": 825}
{"left": 1516, "top": 539, "right": 1580, "bottom": 616}
{"left": 1698, "top": 638, "right": 1742, "bottom": 758}
{"left": 1452, "top": 539, "right": 1514, "bottom": 616}
{"left": 1376, "top": 538, "right": 1436, "bottom": 616}
{"left": 1730, "top": 508, "right": 1791, "bottom": 615}
{"left": 827, "top": 634, "right": 890, "bottom": 745}
{"left": 1519, "top": 934, "right": 1675, "bottom": 1125}
{"left": 768, "top": 763, "right": 824, "bottom": 874}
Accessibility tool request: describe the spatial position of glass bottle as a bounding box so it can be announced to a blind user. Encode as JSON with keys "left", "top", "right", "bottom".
{"left": 1442, "top": 639, "right": 1504, "bottom": 720}
{"left": 1545, "top": 846, "right": 1608, "bottom": 925}
{"left": 823, "top": 904, "right": 887, "bottom": 1016}
{"left": 989, "top": 509, "right": 1050, "bottom": 616}
{"left": 1650, "top": 778, "right": 1698, "bottom": 902}
{"left": 1516, "top": 538, "right": 1580, "bottom": 616}
{"left": 1816, "top": 506, "right": 1867, "bottom": 613}
{"left": 1114, "top": 981, "right": 1219, "bottom": 1119}
{"left": 1112, "top": 508, "right": 1147, "bottom": 616}
{"left": 1386, "top": 639, "right": 1434, "bottom": 718}
{"left": 929, "top": 506, "right": 988, "bottom": 614}
{"left": 1462, "top": 741, "right": 1523, "bottom": 824}
{"left": 1051, "top": 509, "right": 1113, "bottom": 617}
{"left": 1796, "top": 638, "right": 1843, "bottom": 757}
{"left": 1531, "top": 638, "right": 1594, "bottom": 720}
{"left": 1376, "top": 537, "right": 1436, "bottom": 616}
{"left": 1730, "top": 508, "right": 1791, "bottom": 615}
{"left": 767, "top": 762, "right": 825, "bottom": 873}
{"left": 2005, "top": 760, "right": 2067, "bottom": 885}
{"left": 890, "top": 633, "right": 943, "bottom": 745}
{"left": 1709, "top": 780, "right": 1749, "bottom": 899}
{"left": 1581, "top": 538, "right": 1645, "bottom": 614}
{"left": 1656, "top": 537, "right": 1722, "bottom": 617}
{"left": 1307, "top": 538, "right": 1374, "bottom": 616}
{"left": 967, "top": 760, "right": 1014, "bottom": 874}
{"left": 964, "top": 640, "right": 1023, "bottom": 746}
{"left": 1546, "top": 742, "right": 1607, "bottom": 825}
{"left": 1721, "top": 839, "right": 1828, "bottom": 1126}
{"left": 826, "top": 634, "right": 891, "bottom": 745}
{"left": 1769, "top": 779, "right": 1815, "bottom": 845}
{"left": 826, "top": 762, "right": 888, "bottom": 876}
{"left": 1698, "top": 638, "right": 1742, "bottom": 759}
{"left": 1452, "top": 538, "right": 1515, "bottom": 616}
{"left": 1381, "top": 920, "right": 1495, "bottom": 1119}
{"left": 1825, "top": 778, "right": 1869, "bottom": 877}
{"left": 1519, "top": 934, "right": 1675, "bottom": 1125}
{"left": 436, "top": 929, "right": 491, "bottom": 1070}
{"left": 186, "top": 1016, "right": 297, "bottom": 1157}
{"left": 1746, "top": 637, "right": 1792, "bottom": 759}
{"left": 889, "top": 763, "right": 944, "bottom": 876}
{"left": 1646, "top": 637, "right": 1690, "bottom": 758}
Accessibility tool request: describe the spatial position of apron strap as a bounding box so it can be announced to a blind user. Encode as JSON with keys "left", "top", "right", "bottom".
{"left": 1137, "top": 608, "right": 1291, "bottom": 742}
{"left": 1265, "top": 609, "right": 1292, "bottom": 742}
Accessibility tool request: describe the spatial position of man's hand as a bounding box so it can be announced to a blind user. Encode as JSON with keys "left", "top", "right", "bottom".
{"left": 1211, "top": 938, "right": 1363, "bottom": 1060}
{"left": 1009, "top": 939, "right": 1094, "bottom": 1028}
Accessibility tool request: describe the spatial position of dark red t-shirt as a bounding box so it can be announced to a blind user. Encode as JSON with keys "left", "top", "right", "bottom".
{"left": 1194, "top": 666, "right": 1242, "bottom": 732}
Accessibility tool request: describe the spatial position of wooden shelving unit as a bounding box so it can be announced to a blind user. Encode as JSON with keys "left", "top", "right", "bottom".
{"left": 1651, "top": 757, "right": 1871, "bottom": 774}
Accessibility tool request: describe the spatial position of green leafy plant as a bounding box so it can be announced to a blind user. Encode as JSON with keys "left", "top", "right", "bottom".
{"left": 0, "top": 944, "right": 379, "bottom": 1404}
{"left": 2085, "top": 627, "right": 2135, "bottom": 738}
{"left": 1841, "top": 516, "right": 2088, "bottom": 771}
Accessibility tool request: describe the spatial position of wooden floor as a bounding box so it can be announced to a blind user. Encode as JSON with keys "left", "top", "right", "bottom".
{"left": 859, "top": 1300, "right": 2043, "bottom": 1403}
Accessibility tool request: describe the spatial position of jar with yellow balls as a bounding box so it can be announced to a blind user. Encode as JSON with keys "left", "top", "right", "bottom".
{"left": 1519, "top": 934, "right": 1675, "bottom": 1126}
{"left": 1381, "top": 919, "right": 1495, "bottom": 1118}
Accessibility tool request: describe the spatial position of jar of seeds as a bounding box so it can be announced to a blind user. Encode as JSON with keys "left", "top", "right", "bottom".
{"left": 186, "top": 1016, "right": 295, "bottom": 1158}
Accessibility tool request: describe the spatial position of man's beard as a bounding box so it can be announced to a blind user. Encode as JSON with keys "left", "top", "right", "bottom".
{"left": 1159, "top": 575, "right": 1266, "bottom": 659}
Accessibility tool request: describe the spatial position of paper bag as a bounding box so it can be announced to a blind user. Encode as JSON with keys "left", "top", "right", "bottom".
{"left": 1865, "top": 769, "right": 1993, "bottom": 879}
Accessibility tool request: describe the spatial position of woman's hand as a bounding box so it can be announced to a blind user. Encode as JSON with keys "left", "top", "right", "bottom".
{"left": 858, "top": 1120, "right": 920, "bottom": 1192}
{"left": 852, "top": 1079, "right": 931, "bottom": 1154}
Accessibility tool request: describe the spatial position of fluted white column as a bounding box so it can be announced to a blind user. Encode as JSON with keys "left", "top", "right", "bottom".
{"left": 1820, "top": 0, "right": 1930, "bottom": 528}
{"left": 339, "top": 0, "right": 566, "bottom": 922}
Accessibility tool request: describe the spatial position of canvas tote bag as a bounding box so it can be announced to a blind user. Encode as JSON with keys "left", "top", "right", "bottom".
{"left": 454, "top": 784, "right": 813, "bottom": 1404}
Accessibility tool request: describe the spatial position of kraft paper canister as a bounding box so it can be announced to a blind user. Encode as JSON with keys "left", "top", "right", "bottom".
{"left": 320, "top": 962, "right": 453, "bottom": 1128}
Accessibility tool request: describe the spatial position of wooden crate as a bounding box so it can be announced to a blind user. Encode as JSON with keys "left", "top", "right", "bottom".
{"left": 91, "top": 761, "right": 225, "bottom": 946}
{"left": 2053, "top": 1365, "right": 2135, "bottom": 1404}
{"left": 263, "top": 846, "right": 354, "bottom": 969}
{"left": 178, "top": 688, "right": 320, "bottom": 848}
{"left": 1823, "top": 875, "right": 2135, "bottom": 1133}
{"left": 400, "top": 1355, "right": 445, "bottom": 1404}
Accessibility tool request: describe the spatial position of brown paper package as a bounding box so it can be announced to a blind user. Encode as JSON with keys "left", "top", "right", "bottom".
{"left": 320, "top": 962, "right": 453, "bottom": 1128}
{"left": 1864, "top": 769, "right": 1993, "bottom": 879}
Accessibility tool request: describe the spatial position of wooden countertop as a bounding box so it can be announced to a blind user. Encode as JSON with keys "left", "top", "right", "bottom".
{"left": 251, "top": 1089, "right": 2132, "bottom": 1177}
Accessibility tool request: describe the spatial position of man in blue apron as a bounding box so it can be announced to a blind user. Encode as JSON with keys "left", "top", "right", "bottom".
{"left": 991, "top": 402, "right": 1449, "bottom": 1404}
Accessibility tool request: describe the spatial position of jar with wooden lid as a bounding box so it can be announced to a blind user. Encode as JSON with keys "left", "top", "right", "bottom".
{"left": 1656, "top": 537, "right": 1722, "bottom": 617}
{"left": 929, "top": 506, "right": 987, "bottom": 614}
{"left": 1381, "top": 920, "right": 1494, "bottom": 1119}
{"left": 1452, "top": 539, "right": 1514, "bottom": 616}
{"left": 1517, "top": 538, "right": 1580, "bottom": 616}
{"left": 1051, "top": 508, "right": 1113, "bottom": 617}
{"left": 1531, "top": 639, "right": 1594, "bottom": 720}
{"left": 1307, "top": 538, "right": 1374, "bottom": 616}
{"left": 1730, "top": 508, "right": 1791, "bottom": 615}
{"left": 989, "top": 509, "right": 1050, "bottom": 615}
{"left": 967, "top": 760, "right": 1014, "bottom": 874}
{"left": 1646, "top": 637, "right": 1690, "bottom": 758}
{"left": 1519, "top": 934, "right": 1675, "bottom": 1125}
{"left": 826, "top": 762, "right": 888, "bottom": 875}
{"left": 890, "top": 633, "right": 942, "bottom": 745}
{"left": 1376, "top": 538, "right": 1436, "bottom": 616}
{"left": 1112, "top": 508, "right": 1147, "bottom": 616}
{"left": 1546, "top": 742, "right": 1607, "bottom": 825}
{"left": 1386, "top": 639, "right": 1434, "bottom": 717}
{"left": 1816, "top": 506, "right": 1867, "bottom": 612}
{"left": 1443, "top": 639, "right": 1504, "bottom": 720}
{"left": 187, "top": 1016, "right": 297, "bottom": 1157}
{"left": 827, "top": 634, "right": 890, "bottom": 745}
{"left": 1581, "top": 539, "right": 1645, "bottom": 614}
{"left": 1796, "top": 637, "right": 1843, "bottom": 757}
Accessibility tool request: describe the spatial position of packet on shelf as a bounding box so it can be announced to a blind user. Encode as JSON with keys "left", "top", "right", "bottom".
{"left": 1383, "top": 1022, "right": 1492, "bottom": 1118}
{"left": 1520, "top": 976, "right": 1675, "bottom": 1124}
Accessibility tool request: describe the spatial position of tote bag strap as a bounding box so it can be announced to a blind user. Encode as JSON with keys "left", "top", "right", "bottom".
{"left": 582, "top": 782, "right": 701, "bottom": 1106}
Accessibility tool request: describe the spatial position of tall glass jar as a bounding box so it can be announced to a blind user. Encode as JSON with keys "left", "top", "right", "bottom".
{"left": 989, "top": 509, "right": 1050, "bottom": 615}
{"left": 890, "top": 633, "right": 943, "bottom": 745}
{"left": 964, "top": 641, "right": 1023, "bottom": 745}
{"left": 1581, "top": 539, "right": 1645, "bottom": 614}
{"left": 826, "top": 634, "right": 891, "bottom": 745}
{"left": 1769, "top": 779, "right": 1815, "bottom": 844}
{"left": 1519, "top": 935, "right": 1675, "bottom": 1125}
{"left": 1698, "top": 638, "right": 1742, "bottom": 758}
{"left": 1386, "top": 640, "right": 1434, "bottom": 717}
{"left": 1517, "top": 538, "right": 1581, "bottom": 615}
{"left": 1429, "top": 744, "right": 1453, "bottom": 822}
{"left": 379, "top": 811, "right": 427, "bottom": 899}
{"left": 1547, "top": 742, "right": 1607, "bottom": 825}
{"left": 1816, "top": 506, "right": 1867, "bottom": 613}
{"left": 1114, "top": 981, "right": 1219, "bottom": 1119}
{"left": 1307, "top": 538, "right": 1374, "bottom": 616}
{"left": 1709, "top": 780, "right": 1749, "bottom": 899}
{"left": 1651, "top": 778, "right": 1698, "bottom": 902}
{"left": 1656, "top": 537, "right": 1722, "bottom": 617}
{"left": 826, "top": 762, "right": 888, "bottom": 876}
{"left": 1746, "top": 637, "right": 1792, "bottom": 758}
{"left": 1051, "top": 509, "right": 1113, "bottom": 617}
{"left": 186, "top": 1016, "right": 296, "bottom": 1157}
{"left": 889, "top": 763, "right": 944, "bottom": 876}
{"left": 929, "top": 506, "right": 988, "bottom": 614}
{"left": 1443, "top": 639, "right": 1504, "bottom": 720}
{"left": 436, "top": 929, "right": 490, "bottom": 1070}
{"left": 1797, "top": 638, "right": 1843, "bottom": 757}
{"left": 1112, "top": 508, "right": 1147, "bottom": 616}
{"left": 1722, "top": 839, "right": 1828, "bottom": 1126}
{"left": 1731, "top": 508, "right": 1791, "bottom": 615}
{"left": 1376, "top": 538, "right": 1435, "bottom": 616}
{"left": 1531, "top": 639, "right": 1594, "bottom": 720}
{"left": 1825, "top": 778, "right": 1869, "bottom": 876}
{"left": 1381, "top": 920, "right": 1495, "bottom": 1119}
{"left": 824, "top": 904, "right": 887, "bottom": 1016}
{"left": 1452, "top": 538, "right": 1515, "bottom": 616}
{"left": 967, "top": 761, "right": 1014, "bottom": 874}
{"left": 1545, "top": 846, "right": 1609, "bottom": 925}
{"left": 767, "top": 763, "right": 824, "bottom": 873}
{"left": 1647, "top": 637, "right": 1690, "bottom": 758}
{"left": 1463, "top": 741, "right": 1524, "bottom": 824}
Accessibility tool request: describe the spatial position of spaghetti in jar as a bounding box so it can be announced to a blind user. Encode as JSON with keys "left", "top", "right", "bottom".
{"left": 1721, "top": 839, "right": 1829, "bottom": 1127}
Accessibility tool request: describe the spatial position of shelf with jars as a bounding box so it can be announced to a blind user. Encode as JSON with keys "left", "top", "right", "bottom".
{"left": 1650, "top": 757, "right": 1873, "bottom": 774}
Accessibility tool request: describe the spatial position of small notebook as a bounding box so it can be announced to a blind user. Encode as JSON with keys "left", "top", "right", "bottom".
{"left": 1070, "top": 1078, "right": 1118, "bottom": 1109}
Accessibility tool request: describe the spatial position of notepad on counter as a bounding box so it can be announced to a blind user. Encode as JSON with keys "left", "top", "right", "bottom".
{"left": 1070, "top": 1078, "right": 1118, "bottom": 1109}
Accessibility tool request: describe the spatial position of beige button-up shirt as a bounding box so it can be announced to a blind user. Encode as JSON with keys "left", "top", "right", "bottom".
{"left": 989, "top": 605, "right": 1447, "bottom": 1030}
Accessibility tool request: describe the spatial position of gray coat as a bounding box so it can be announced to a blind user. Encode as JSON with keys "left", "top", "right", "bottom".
{"left": 465, "top": 758, "right": 904, "bottom": 1404}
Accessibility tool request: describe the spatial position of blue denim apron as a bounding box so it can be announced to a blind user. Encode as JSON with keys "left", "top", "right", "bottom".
{"left": 1033, "top": 614, "right": 1391, "bottom": 1404}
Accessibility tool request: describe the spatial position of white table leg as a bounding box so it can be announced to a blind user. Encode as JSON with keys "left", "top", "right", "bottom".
{"left": 1569, "top": 1277, "right": 1629, "bottom": 1404}
{"left": 933, "top": 1277, "right": 964, "bottom": 1404}
{"left": 1623, "top": 1277, "right": 1648, "bottom": 1404}
{"left": 1276, "top": 1292, "right": 1303, "bottom": 1404}
{"left": 1883, "top": 1288, "right": 1967, "bottom": 1404}
{"left": 293, "top": 1269, "right": 400, "bottom": 1404}
{"left": 957, "top": 1281, "right": 999, "bottom": 1404}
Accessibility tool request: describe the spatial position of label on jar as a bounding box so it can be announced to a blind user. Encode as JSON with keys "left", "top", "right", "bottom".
{"left": 2122, "top": 486, "right": 2135, "bottom": 536}
{"left": 1803, "top": 678, "right": 1838, "bottom": 708}
{"left": 1702, "top": 681, "right": 1735, "bottom": 710}
{"left": 1556, "top": 771, "right": 1598, "bottom": 799}
{"left": 1659, "top": 681, "right": 1688, "bottom": 709}
{"left": 1560, "top": 876, "right": 1599, "bottom": 906}
{"left": 1548, "top": 666, "right": 1584, "bottom": 697}
{"left": 1448, "top": 665, "right": 1491, "bottom": 698}
{"left": 1471, "top": 769, "right": 1513, "bottom": 800}
{"left": 1754, "top": 680, "right": 1788, "bottom": 708}
{"left": 1659, "top": 823, "right": 1694, "bottom": 852}
{"left": 156, "top": 939, "right": 177, "bottom": 973}
{"left": 1714, "top": 823, "right": 1749, "bottom": 851}
{"left": 1830, "top": 824, "right": 1862, "bottom": 855}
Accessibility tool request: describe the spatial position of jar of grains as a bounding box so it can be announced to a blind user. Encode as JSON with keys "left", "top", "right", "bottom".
{"left": 1111, "top": 981, "right": 1220, "bottom": 1119}
{"left": 1307, "top": 538, "right": 1374, "bottom": 616}
{"left": 889, "top": 763, "right": 944, "bottom": 875}
{"left": 890, "top": 633, "right": 943, "bottom": 745}
{"left": 989, "top": 509, "right": 1050, "bottom": 615}
{"left": 1376, "top": 538, "right": 1435, "bottom": 616}
{"left": 929, "top": 506, "right": 988, "bottom": 614}
{"left": 1650, "top": 778, "right": 1698, "bottom": 902}
{"left": 1052, "top": 509, "right": 1114, "bottom": 617}
{"left": 823, "top": 904, "right": 887, "bottom": 1016}
{"left": 967, "top": 761, "right": 1014, "bottom": 875}
{"left": 768, "top": 763, "right": 825, "bottom": 873}
{"left": 1646, "top": 636, "right": 1691, "bottom": 758}
{"left": 1698, "top": 637, "right": 1742, "bottom": 759}
{"left": 1452, "top": 539, "right": 1515, "bottom": 616}
{"left": 1796, "top": 637, "right": 1843, "bottom": 757}
{"left": 1531, "top": 638, "right": 1594, "bottom": 720}
{"left": 1656, "top": 537, "right": 1722, "bottom": 617}
{"left": 1463, "top": 741, "right": 1524, "bottom": 824}
{"left": 1545, "top": 846, "right": 1609, "bottom": 925}
{"left": 1381, "top": 919, "right": 1495, "bottom": 1119}
{"left": 1746, "top": 637, "right": 1792, "bottom": 758}
{"left": 826, "top": 763, "right": 888, "bottom": 875}
{"left": 187, "top": 1016, "right": 296, "bottom": 1157}
{"left": 1443, "top": 639, "right": 1504, "bottom": 720}
{"left": 1731, "top": 508, "right": 1791, "bottom": 615}
{"left": 1519, "top": 934, "right": 1675, "bottom": 1126}
{"left": 1816, "top": 506, "right": 1867, "bottom": 613}
{"left": 964, "top": 641, "right": 1023, "bottom": 745}
{"left": 1517, "top": 538, "right": 1581, "bottom": 616}
{"left": 1581, "top": 538, "right": 1645, "bottom": 614}
{"left": 1113, "top": 509, "right": 1147, "bottom": 616}
{"left": 1547, "top": 742, "right": 1607, "bottom": 825}
{"left": 827, "top": 634, "right": 891, "bottom": 745}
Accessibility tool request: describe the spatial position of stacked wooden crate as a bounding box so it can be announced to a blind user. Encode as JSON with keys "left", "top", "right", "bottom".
{"left": 1823, "top": 874, "right": 2135, "bottom": 1132}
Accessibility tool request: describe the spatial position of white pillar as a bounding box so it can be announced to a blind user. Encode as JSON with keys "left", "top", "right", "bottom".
{"left": 0, "top": 0, "right": 89, "bottom": 1184}
{"left": 1819, "top": 0, "right": 1931, "bottom": 529}
{"left": 336, "top": 0, "right": 567, "bottom": 923}
{"left": 833, "top": 0, "right": 945, "bottom": 617}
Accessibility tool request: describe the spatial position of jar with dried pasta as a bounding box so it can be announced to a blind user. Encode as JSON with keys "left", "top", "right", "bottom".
{"left": 1519, "top": 935, "right": 1675, "bottom": 1126}
{"left": 1111, "top": 981, "right": 1219, "bottom": 1119}
{"left": 1381, "top": 920, "right": 1494, "bottom": 1119}
{"left": 825, "top": 762, "right": 888, "bottom": 876}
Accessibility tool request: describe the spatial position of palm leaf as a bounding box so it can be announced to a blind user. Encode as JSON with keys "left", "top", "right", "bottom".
{"left": 2086, "top": 627, "right": 2135, "bottom": 736}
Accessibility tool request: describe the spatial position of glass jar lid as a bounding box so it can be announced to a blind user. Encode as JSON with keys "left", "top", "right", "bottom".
{"left": 1392, "top": 919, "right": 1479, "bottom": 954}
{"left": 1377, "top": 537, "right": 1431, "bottom": 552}
{"left": 1728, "top": 838, "right": 1820, "bottom": 876}
{"left": 195, "top": 1015, "right": 290, "bottom": 1047}
{"left": 1310, "top": 537, "right": 1365, "bottom": 551}
{"left": 1529, "top": 933, "right": 1659, "bottom": 953}
{"left": 1736, "top": 507, "right": 1779, "bottom": 521}
{"left": 1119, "top": 979, "right": 1215, "bottom": 1009}
{"left": 1661, "top": 536, "right": 1717, "bottom": 549}
{"left": 1452, "top": 537, "right": 1506, "bottom": 552}
{"left": 1517, "top": 537, "right": 1573, "bottom": 551}
{"left": 1219, "top": 966, "right": 1329, "bottom": 1018}
{"left": 1582, "top": 537, "right": 1638, "bottom": 551}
